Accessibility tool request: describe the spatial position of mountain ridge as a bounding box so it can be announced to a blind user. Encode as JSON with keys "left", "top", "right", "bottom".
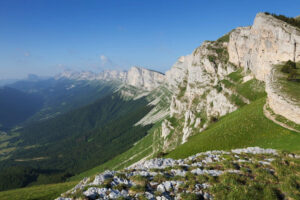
{"left": 55, "top": 66, "right": 165, "bottom": 91}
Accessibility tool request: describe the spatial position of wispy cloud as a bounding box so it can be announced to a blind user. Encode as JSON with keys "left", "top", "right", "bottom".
{"left": 24, "top": 52, "right": 30, "bottom": 57}
{"left": 97, "top": 54, "right": 123, "bottom": 71}
{"left": 100, "top": 55, "right": 109, "bottom": 64}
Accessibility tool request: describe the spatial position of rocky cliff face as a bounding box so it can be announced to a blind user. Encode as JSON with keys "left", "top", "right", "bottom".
{"left": 228, "top": 12, "right": 300, "bottom": 124}
{"left": 56, "top": 66, "right": 165, "bottom": 91}
{"left": 228, "top": 12, "right": 300, "bottom": 81}
{"left": 126, "top": 67, "right": 165, "bottom": 91}
{"left": 160, "top": 40, "right": 238, "bottom": 149}
{"left": 266, "top": 68, "right": 300, "bottom": 124}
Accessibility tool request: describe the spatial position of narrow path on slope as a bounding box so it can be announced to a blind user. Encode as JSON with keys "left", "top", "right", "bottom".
{"left": 263, "top": 103, "right": 300, "bottom": 133}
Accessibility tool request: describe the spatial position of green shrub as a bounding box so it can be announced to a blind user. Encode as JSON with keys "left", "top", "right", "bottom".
{"left": 265, "top": 12, "right": 300, "bottom": 29}
{"left": 152, "top": 174, "right": 166, "bottom": 183}
{"left": 230, "top": 94, "right": 246, "bottom": 107}
{"left": 281, "top": 60, "right": 296, "bottom": 73}
{"left": 217, "top": 34, "right": 230, "bottom": 43}
{"left": 130, "top": 175, "right": 148, "bottom": 186}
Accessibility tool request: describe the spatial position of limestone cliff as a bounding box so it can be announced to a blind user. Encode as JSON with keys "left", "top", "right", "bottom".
{"left": 228, "top": 12, "right": 300, "bottom": 124}
{"left": 160, "top": 40, "right": 238, "bottom": 150}
{"left": 126, "top": 67, "right": 165, "bottom": 91}
{"left": 228, "top": 12, "right": 300, "bottom": 81}
{"left": 56, "top": 66, "right": 165, "bottom": 91}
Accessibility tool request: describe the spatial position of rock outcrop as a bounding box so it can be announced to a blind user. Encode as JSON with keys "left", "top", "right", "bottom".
{"left": 161, "top": 40, "right": 237, "bottom": 148}
{"left": 228, "top": 12, "right": 300, "bottom": 81}
{"left": 266, "top": 68, "right": 300, "bottom": 124}
{"left": 56, "top": 147, "right": 283, "bottom": 200}
{"left": 126, "top": 67, "right": 165, "bottom": 91}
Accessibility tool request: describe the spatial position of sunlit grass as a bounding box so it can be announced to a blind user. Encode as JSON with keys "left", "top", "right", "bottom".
{"left": 167, "top": 98, "right": 300, "bottom": 159}
{"left": 0, "top": 181, "right": 76, "bottom": 200}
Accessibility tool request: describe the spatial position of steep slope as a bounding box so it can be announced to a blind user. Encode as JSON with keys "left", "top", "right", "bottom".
{"left": 155, "top": 35, "right": 241, "bottom": 152}
{"left": 167, "top": 98, "right": 300, "bottom": 159}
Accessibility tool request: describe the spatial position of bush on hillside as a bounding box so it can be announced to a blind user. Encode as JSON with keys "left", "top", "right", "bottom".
{"left": 281, "top": 60, "right": 296, "bottom": 73}
{"left": 281, "top": 60, "right": 300, "bottom": 82}
{"left": 265, "top": 12, "right": 300, "bottom": 29}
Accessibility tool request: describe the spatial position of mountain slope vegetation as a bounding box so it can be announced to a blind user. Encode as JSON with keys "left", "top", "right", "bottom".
{"left": 0, "top": 87, "right": 43, "bottom": 131}
{"left": 0, "top": 92, "right": 153, "bottom": 191}
{"left": 8, "top": 78, "right": 117, "bottom": 123}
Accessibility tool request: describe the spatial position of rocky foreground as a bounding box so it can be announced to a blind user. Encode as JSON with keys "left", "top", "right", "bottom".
{"left": 56, "top": 147, "right": 300, "bottom": 200}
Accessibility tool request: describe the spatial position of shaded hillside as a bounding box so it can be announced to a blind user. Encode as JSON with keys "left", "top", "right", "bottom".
{"left": 9, "top": 78, "right": 116, "bottom": 123}
{"left": 0, "top": 93, "right": 153, "bottom": 191}
{"left": 0, "top": 87, "right": 43, "bottom": 131}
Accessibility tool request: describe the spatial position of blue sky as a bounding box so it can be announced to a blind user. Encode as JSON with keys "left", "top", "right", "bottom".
{"left": 0, "top": 0, "right": 299, "bottom": 79}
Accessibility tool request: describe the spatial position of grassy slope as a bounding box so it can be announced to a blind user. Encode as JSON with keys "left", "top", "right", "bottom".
{"left": 273, "top": 62, "right": 300, "bottom": 105}
{"left": 0, "top": 121, "right": 161, "bottom": 200}
{"left": 69, "top": 121, "right": 162, "bottom": 181}
{"left": 167, "top": 98, "right": 300, "bottom": 159}
{"left": 0, "top": 181, "right": 76, "bottom": 200}
{"left": 70, "top": 132, "right": 154, "bottom": 181}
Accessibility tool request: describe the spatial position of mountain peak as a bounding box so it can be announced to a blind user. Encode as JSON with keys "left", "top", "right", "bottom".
{"left": 127, "top": 66, "right": 165, "bottom": 90}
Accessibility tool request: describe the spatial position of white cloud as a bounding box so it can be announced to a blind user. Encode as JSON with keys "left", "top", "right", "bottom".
{"left": 24, "top": 52, "right": 30, "bottom": 57}
{"left": 100, "top": 55, "right": 108, "bottom": 64}
{"left": 97, "top": 54, "right": 122, "bottom": 70}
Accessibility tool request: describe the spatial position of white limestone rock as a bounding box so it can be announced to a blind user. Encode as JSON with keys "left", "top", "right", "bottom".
{"left": 57, "top": 66, "right": 165, "bottom": 91}
{"left": 92, "top": 170, "right": 115, "bottom": 185}
{"left": 228, "top": 12, "right": 300, "bottom": 81}
{"left": 161, "top": 120, "right": 174, "bottom": 139}
{"left": 126, "top": 66, "right": 165, "bottom": 91}
{"left": 231, "top": 147, "right": 278, "bottom": 155}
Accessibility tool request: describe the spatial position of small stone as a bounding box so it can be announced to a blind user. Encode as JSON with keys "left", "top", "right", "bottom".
{"left": 145, "top": 191, "right": 155, "bottom": 200}
{"left": 157, "top": 184, "right": 166, "bottom": 193}
{"left": 203, "top": 192, "right": 211, "bottom": 200}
